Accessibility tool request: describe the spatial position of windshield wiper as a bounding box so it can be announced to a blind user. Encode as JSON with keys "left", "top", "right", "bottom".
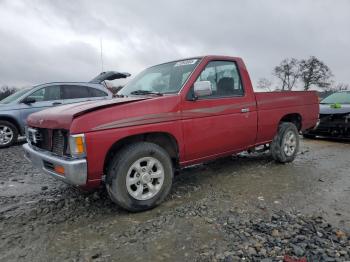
{"left": 130, "top": 90, "right": 163, "bottom": 96}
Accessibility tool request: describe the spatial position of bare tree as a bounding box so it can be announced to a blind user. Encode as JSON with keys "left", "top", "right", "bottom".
{"left": 273, "top": 58, "right": 300, "bottom": 91}
{"left": 0, "top": 86, "right": 18, "bottom": 101}
{"left": 257, "top": 78, "right": 272, "bottom": 91}
{"left": 299, "top": 56, "right": 333, "bottom": 91}
{"left": 333, "top": 83, "right": 350, "bottom": 91}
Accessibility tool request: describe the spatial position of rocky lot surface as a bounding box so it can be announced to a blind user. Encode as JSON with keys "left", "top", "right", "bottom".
{"left": 0, "top": 138, "right": 349, "bottom": 261}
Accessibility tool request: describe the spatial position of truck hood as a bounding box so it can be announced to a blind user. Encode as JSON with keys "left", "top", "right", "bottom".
{"left": 27, "top": 97, "right": 148, "bottom": 129}
{"left": 320, "top": 104, "right": 350, "bottom": 115}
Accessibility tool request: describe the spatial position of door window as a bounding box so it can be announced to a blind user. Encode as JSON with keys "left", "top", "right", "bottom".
{"left": 195, "top": 61, "right": 244, "bottom": 98}
{"left": 62, "top": 85, "right": 90, "bottom": 99}
{"left": 88, "top": 87, "right": 108, "bottom": 97}
{"left": 27, "top": 86, "right": 61, "bottom": 102}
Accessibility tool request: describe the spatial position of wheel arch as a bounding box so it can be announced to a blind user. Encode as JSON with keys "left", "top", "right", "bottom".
{"left": 279, "top": 113, "right": 302, "bottom": 131}
{"left": 0, "top": 115, "right": 22, "bottom": 135}
{"left": 103, "top": 132, "right": 180, "bottom": 174}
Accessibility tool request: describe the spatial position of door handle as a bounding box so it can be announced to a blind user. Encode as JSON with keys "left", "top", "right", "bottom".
{"left": 52, "top": 102, "right": 62, "bottom": 106}
{"left": 241, "top": 108, "right": 250, "bottom": 113}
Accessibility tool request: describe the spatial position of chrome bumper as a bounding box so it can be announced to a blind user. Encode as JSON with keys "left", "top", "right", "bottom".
{"left": 23, "top": 143, "right": 87, "bottom": 186}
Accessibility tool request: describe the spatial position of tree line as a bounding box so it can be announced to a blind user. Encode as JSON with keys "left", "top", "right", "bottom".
{"left": 257, "top": 56, "right": 349, "bottom": 92}
{"left": 0, "top": 86, "right": 18, "bottom": 101}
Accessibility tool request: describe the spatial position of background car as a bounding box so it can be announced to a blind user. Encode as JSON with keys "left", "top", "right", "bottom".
{"left": 0, "top": 71, "right": 130, "bottom": 148}
{"left": 303, "top": 91, "right": 350, "bottom": 138}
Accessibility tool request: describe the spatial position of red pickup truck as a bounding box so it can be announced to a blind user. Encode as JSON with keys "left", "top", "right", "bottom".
{"left": 23, "top": 56, "right": 319, "bottom": 211}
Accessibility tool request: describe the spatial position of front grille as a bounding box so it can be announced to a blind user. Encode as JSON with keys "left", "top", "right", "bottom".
{"left": 27, "top": 127, "right": 68, "bottom": 156}
{"left": 27, "top": 127, "right": 42, "bottom": 144}
{"left": 52, "top": 130, "right": 67, "bottom": 156}
{"left": 319, "top": 114, "right": 349, "bottom": 127}
{"left": 320, "top": 113, "right": 349, "bottom": 121}
{"left": 27, "top": 127, "right": 50, "bottom": 150}
{"left": 315, "top": 113, "right": 350, "bottom": 136}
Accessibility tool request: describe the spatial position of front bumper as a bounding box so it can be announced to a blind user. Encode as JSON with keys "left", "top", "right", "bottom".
{"left": 305, "top": 115, "right": 350, "bottom": 137}
{"left": 23, "top": 143, "right": 87, "bottom": 186}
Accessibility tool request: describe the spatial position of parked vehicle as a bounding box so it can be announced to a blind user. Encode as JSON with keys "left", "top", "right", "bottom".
{"left": 303, "top": 91, "right": 350, "bottom": 138}
{"left": 23, "top": 56, "right": 319, "bottom": 211}
{"left": 0, "top": 71, "right": 130, "bottom": 148}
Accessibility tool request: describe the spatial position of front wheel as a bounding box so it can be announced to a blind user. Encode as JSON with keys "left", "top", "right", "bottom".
{"left": 271, "top": 122, "right": 300, "bottom": 163}
{"left": 106, "top": 142, "right": 173, "bottom": 212}
{"left": 0, "top": 120, "right": 18, "bottom": 148}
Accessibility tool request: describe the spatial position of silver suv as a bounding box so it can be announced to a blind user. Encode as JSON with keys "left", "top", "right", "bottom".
{"left": 0, "top": 71, "right": 130, "bottom": 148}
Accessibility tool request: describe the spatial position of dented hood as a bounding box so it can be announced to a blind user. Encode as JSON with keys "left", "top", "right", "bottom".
{"left": 27, "top": 97, "right": 147, "bottom": 129}
{"left": 320, "top": 103, "right": 350, "bottom": 115}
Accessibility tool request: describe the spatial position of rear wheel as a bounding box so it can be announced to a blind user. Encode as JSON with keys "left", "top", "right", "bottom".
{"left": 106, "top": 142, "right": 173, "bottom": 212}
{"left": 271, "top": 122, "right": 299, "bottom": 163}
{"left": 0, "top": 120, "right": 18, "bottom": 148}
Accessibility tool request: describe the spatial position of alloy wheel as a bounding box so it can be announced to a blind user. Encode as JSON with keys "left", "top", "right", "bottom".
{"left": 125, "top": 156, "right": 165, "bottom": 200}
{"left": 0, "top": 125, "right": 14, "bottom": 146}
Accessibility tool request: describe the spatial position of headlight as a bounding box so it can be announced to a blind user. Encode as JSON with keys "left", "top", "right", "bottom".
{"left": 69, "top": 134, "right": 86, "bottom": 158}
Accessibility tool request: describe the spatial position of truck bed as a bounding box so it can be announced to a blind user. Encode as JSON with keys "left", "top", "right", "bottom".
{"left": 254, "top": 91, "right": 319, "bottom": 144}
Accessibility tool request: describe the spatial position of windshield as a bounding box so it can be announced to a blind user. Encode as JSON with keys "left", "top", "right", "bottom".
{"left": 321, "top": 92, "right": 350, "bottom": 104}
{"left": 0, "top": 88, "right": 30, "bottom": 104}
{"left": 118, "top": 58, "right": 200, "bottom": 96}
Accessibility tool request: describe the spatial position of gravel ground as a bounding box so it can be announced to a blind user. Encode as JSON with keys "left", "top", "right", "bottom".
{"left": 0, "top": 138, "right": 349, "bottom": 261}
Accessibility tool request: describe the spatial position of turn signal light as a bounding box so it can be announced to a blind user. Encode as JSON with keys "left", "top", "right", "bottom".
{"left": 74, "top": 136, "right": 85, "bottom": 154}
{"left": 54, "top": 165, "right": 65, "bottom": 175}
{"left": 69, "top": 134, "right": 86, "bottom": 158}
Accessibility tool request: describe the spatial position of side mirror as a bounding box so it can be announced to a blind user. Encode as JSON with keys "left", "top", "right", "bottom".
{"left": 193, "top": 81, "right": 212, "bottom": 99}
{"left": 22, "top": 97, "right": 36, "bottom": 104}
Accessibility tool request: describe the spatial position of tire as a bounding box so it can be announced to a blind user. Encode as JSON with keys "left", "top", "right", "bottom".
{"left": 303, "top": 133, "right": 316, "bottom": 139}
{"left": 106, "top": 142, "right": 173, "bottom": 212}
{"left": 0, "top": 120, "right": 18, "bottom": 148}
{"left": 271, "top": 122, "right": 299, "bottom": 163}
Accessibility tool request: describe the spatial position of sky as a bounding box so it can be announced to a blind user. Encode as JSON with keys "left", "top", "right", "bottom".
{"left": 0, "top": 0, "right": 349, "bottom": 90}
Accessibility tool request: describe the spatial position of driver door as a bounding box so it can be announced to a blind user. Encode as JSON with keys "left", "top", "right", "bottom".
{"left": 181, "top": 60, "right": 257, "bottom": 162}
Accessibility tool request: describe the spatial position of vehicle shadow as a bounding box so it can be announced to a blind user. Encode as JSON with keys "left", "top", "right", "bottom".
{"left": 61, "top": 153, "right": 273, "bottom": 216}
{"left": 303, "top": 136, "right": 350, "bottom": 144}
{"left": 15, "top": 137, "right": 27, "bottom": 145}
{"left": 0, "top": 139, "right": 26, "bottom": 149}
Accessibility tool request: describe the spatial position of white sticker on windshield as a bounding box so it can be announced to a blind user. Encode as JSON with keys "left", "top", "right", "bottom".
{"left": 174, "top": 59, "right": 198, "bottom": 67}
